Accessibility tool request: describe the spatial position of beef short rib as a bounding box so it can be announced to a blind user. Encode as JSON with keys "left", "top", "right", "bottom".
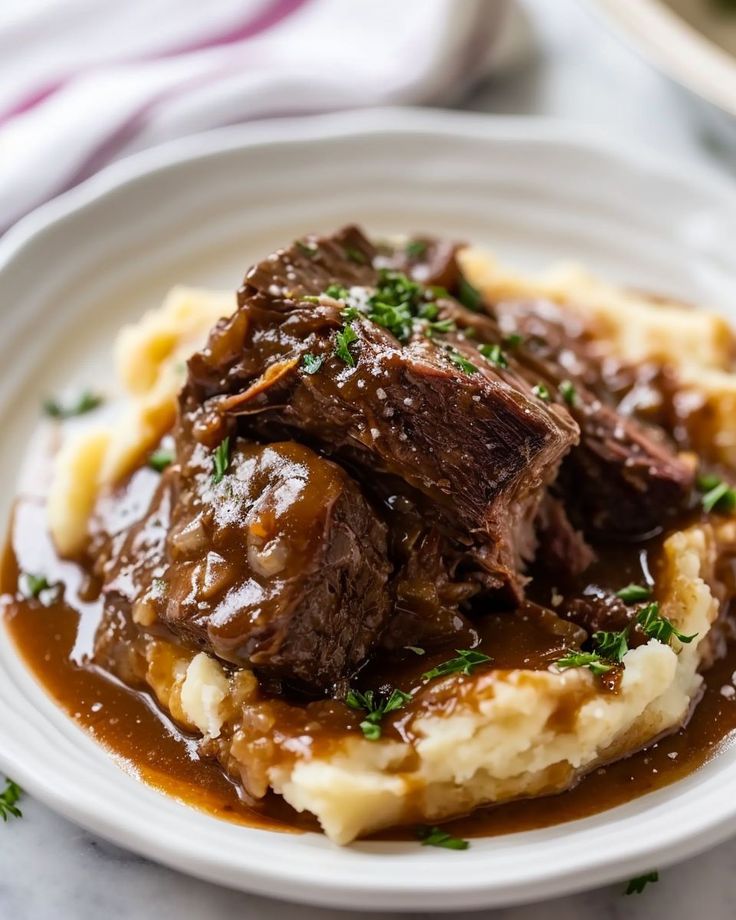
{"left": 185, "top": 227, "right": 579, "bottom": 598}
{"left": 100, "top": 440, "right": 392, "bottom": 692}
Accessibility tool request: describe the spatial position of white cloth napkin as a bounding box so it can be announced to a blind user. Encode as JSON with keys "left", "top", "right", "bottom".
{"left": 0, "top": 0, "right": 514, "bottom": 229}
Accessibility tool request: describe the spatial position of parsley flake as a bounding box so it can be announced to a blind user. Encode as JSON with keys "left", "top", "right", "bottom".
{"left": 334, "top": 325, "right": 358, "bottom": 366}
{"left": 625, "top": 871, "right": 658, "bottom": 895}
{"left": 422, "top": 649, "right": 491, "bottom": 681}
{"left": 447, "top": 349, "right": 478, "bottom": 375}
{"left": 0, "top": 779, "right": 22, "bottom": 822}
{"left": 295, "top": 240, "right": 318, "bottom": 258}
{"left": 405, "top": 240, "right": 428, "bottom": 259}
{"left": 457, "top": 277, "right": 482, "bottom": 311}
{"left": 556, "top": 651, "right": 614, "bottom": 677}
{"left": 211, "top": 436, "right": 231, "bottom": 484}
{"left": 503, "top": 332, "right": 524, "bottom": 348}
{"left": 592, "top": 628, "right": 629, "bottom": 663}
{"left": 417, "top": 825, "right": 469, "bottom": 850}
{"left": 23, "top": 572, "right": 50, "bottom": 598}
{"left": 616, "top": 583, "right": 652, "bottom": 604}
{"left": 405, "top": 646, "right": 425, "bottom": 656}
{"left": 370, "top": 300, "right": 414, "bottom": 340}
{"left": 148, "top": 448, "right": 174, "bottom": 472}
{"left": 345, "top": 687, "right": 412, "bottom": 740}
{"left": 325, "top": 284, "right": 350, "bottom": 300}
{"left": 302, "top": 353, "right": 324, "bottom": 375}
{"left": 698, "top": 474, "right": 736, "bottom": 514}
{"left": 532, "top": 383, "right": 550, "bottom": 401}
{"left": 479, "top": 343, "right": 508, "bottom": 368}
{"left": 21, "top": 572, "right": 61, "bottom": 605}
{"left": 366, "top": 270, "right": 423, "bottom": 341}
{"left": 559, "top": 379, "right": 577, "bottom": 406}
{"left": 344, "top": 246, "right": 368, "bottom": 265}
{"left": 424, "top": 318, "right": 456, "bottom": 336}
{"left": 636, "top": 602, "right": 696, "bottom": 646}
{"left": 43, "top": 390, "right": 103, "bottom": 419}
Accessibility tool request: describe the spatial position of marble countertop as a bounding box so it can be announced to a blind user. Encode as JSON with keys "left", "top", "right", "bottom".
{"left": 3, "top": 1, "right": 736, "bottom": 918}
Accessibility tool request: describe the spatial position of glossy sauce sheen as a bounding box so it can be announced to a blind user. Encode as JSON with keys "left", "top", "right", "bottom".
{"left": 4, "top": 492, "right": 736, "bottom": 840}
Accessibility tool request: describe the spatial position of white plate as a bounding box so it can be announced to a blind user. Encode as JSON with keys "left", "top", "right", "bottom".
{"left": 2, "top": 108, "right": 736, "bottom": 912}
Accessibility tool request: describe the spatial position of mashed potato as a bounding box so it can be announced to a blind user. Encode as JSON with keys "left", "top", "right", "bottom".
{"left": 48, "top": 287, "right": 233, "bottom": 555}
{"left": 46, "top": 256, "right": 736, "bottom": 843}
{"left": 134, "top": 520, "right": 721, "bottom": 843}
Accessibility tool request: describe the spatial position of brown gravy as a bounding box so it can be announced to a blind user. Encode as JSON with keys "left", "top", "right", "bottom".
{"left": 4, "top": 493, "right": 736, "bottom": 841}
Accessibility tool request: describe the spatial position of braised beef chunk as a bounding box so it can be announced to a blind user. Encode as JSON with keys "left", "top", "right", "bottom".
{"left": 379, "top": 528, "right": 479, "bottom": 653}
{"left": 159, "top": 439, "right": 392, "bottom": 690}
{"left": 243, "top": 326, "right": 576, "bottom": 594}
{"left": 535, "top": 494, "right": 596, "bottom": 578}
{"left": 436, "top": 286, "right": 695, "bottom": 536}
{"left": 97, "top": 439, "right": 392, "bottom": 692}
{"left": 95, "top": 225, "right": 705, "bottom": 696}
{"left": 94, "top": 466, "right": 173, "bottom": 626}
{"left": 185, "top": 227, "right": 579, "bottom": 598}
{"left": 557, "top": 401, "right": 695, "bottom": 536}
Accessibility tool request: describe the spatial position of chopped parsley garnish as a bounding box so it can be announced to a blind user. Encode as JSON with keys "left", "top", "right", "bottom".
{"left": 503, "top": 332, "right": 524, "bottom": 348}
{"left": 43, "top": 390, "right": 103, "bottom": 419}
{"left": 405, "top": 646, "right": 425, "bottom": 655}
{"left": 211, "top": 435, "right": 231, "bottom": 484}
{"left": 616, "top": 583, "right": 652, "bottom": 604}
{"left": 148, "top": 448, "right": 174, "bottom": 472}
{"left": 417, "top": 825, "right": 469, "bottom": 850}
{"left": 479, "top": 343, "right": 508, "bottom": 368}
{"left": 295, "top": 240, "right": 317, "bottom": 258}
{"left": 592, "top": 628, "right": 629, "bottom": 663}
{"left": 422, "top": 649, "right": 491, "bottom": 681}
{"left": 325, "top": 284, "right": 350, "bottom": 300}
{"left": 636, "top": 602, "right": 696, "bottom": 646}
{"left": 366, "top": 270, "right": 423, "bottom": 341}
{"left": 302, "top": 353, "right": 324, "bottom": 375}
{"left": 625, "top": 870, "right": 658, "bottom": 895}
{"left": 345, "top": 688, "right": 412, "bottom": 740}
{"left": 405, "top": 240, "right": 428, "bottom": 259}
{"left": 556, "top": 650, "right": 614, "bottom": 676}
{"left": 697, "top": 473, "right": 736, "bottom": 514}
{"left": 559, "top": 379, "right": 576, "bottom": 406}
{"left": 447, "top": 349, "right": 478, "bottom": 375}
{"left": 21, "top": 572, "right": 61, "bottom": 605}
{"left": 457, "top": 277, "right": 482, "bottom": 311}
{"left": 370, "top": 300, "right": 414, "bottom": 341}
{"left": 0, "top": 779, "right": 22, "bottom": 822}
{"left": 301, "top": 295, "right": 321, "bottom": 304}
{"left": 23, "top": 573, "right": 51, "bottom": 599}
{"left": 424, "top": 318, "right": 456, "bottom": 336}
{"left": 334, "top": 324, "right": 358, "bottom": 366}
{"left": 532, "top": 383, "right": 550, "bottom": 401}
{"left": 23, "top": 572, "right": 56, "bottom": 598}
{"left": 344, "top": 246, "right": 368, "bottom": 265}
{"left": 328, "top": 270, "right": 451, "bottom": 345}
